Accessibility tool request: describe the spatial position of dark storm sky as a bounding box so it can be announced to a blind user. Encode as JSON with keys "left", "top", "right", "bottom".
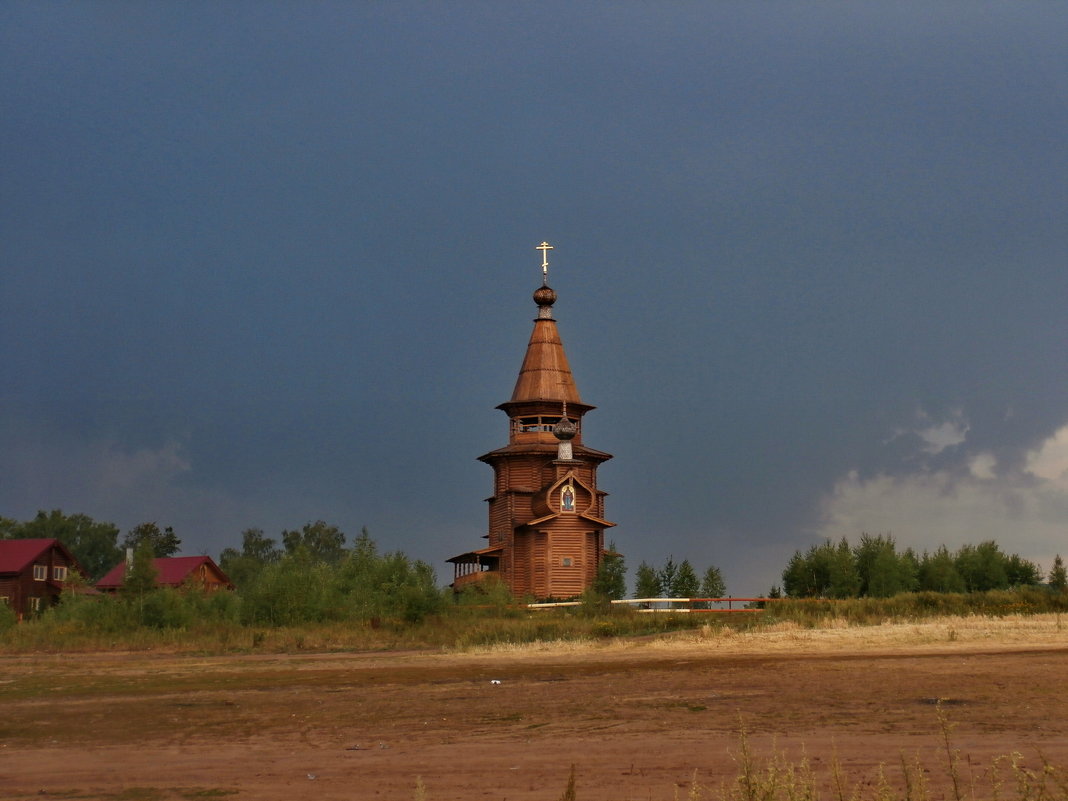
{"left": 2, "top": 3, "right": 1067, "bottom": 593}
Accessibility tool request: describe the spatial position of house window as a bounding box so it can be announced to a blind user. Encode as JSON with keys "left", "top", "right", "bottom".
{"left": 562, "top": 557, "right": 573, "bottom": 567}
{"left": 33, "top": 565, "right": 47, "bottom": 581}
{"left": 0, "top": 596, "right": 9, "bottom": 606}
{"left": 28, "top": 597, "right": 41, "bottom": 612}
{"left": 53, "top": 566, "right": 68, "bottom": 581}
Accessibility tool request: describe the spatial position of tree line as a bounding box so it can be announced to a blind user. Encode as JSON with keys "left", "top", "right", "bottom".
{"left": 215, "top": 524, "right": 442, "bottom": 625}
{"left": 1, "top": 510, "right": 442, "bottom": 629}
{"left": 6, "top": 510, "right": 1066, "bottom": 617}
{"left": 633, "top": 557, "right": 727, "bottom": 599}
{"left": 781, "top": 533, "right": 1067, "bottom": 598}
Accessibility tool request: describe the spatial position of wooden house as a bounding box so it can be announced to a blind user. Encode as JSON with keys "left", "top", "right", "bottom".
{"left": 96, "top": 555, "right": 234, "bottom": 593}
{"left": 0, "top": 538, "right": 88, "bottom": 619}
{"left": 448, "top": 244, "right": 615, "bottom": 599}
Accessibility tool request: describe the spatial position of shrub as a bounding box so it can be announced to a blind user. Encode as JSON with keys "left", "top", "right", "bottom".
{"left": 0, "top": 602, "right": 16, "bottom": 632}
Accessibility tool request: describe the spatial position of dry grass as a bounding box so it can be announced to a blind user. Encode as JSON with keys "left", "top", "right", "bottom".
{"left": 662, "top": 612, "right": 1068, "bottom": 652}
{"left": 540, "top": 717, "right": 1068, "bottom": 801}
{"left": 461, "top": 612, "right": 1068, "bottom": 661}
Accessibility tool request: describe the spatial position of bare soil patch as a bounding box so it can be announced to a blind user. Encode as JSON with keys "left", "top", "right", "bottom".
{"left": 2, "top": 615, "right": 1067, "bottom": 800}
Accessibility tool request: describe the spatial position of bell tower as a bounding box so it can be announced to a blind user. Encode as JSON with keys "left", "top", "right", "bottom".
{"left": 449, "top": 243, "right": 614, "bottom": 599}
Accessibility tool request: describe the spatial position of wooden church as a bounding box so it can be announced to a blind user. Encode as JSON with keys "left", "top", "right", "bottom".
{"left": 449, "top": 244, "right": 615, "bottom": 599}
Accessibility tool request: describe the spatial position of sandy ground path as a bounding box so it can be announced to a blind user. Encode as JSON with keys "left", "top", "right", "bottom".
{"left": 2, "top": 615, "right": 1067, "bottom": 800}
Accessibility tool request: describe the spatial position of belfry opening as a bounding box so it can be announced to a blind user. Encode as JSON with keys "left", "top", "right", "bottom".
{"left": 448, "top": 244, "right": 615, "bottom": 600}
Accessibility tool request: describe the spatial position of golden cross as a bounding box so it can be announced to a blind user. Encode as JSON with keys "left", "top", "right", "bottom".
{"left": 536, "top": 241, "right": 553, "bottom": 285}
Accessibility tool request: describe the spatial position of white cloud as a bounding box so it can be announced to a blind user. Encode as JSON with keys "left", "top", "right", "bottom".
{"left": 969, "top": 452, "right": 997, "bottom": 480}
{"left": 886, "top": 407, "right": 970, "bottom": 456}
{"left": 918, "top": 417, "right": 969, "bottom": 454}
{"left": 816, "top": 424, "right": 1068, "bottom": 571}
{"left": 1027, "top": 426, "right": 1068, "bottom": 488}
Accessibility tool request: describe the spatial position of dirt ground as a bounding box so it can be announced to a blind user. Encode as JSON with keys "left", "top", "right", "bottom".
{"left": 2, "top": 615, "right": 1068, "bottom": 801}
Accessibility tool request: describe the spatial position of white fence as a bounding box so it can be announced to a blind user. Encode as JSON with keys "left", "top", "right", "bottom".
{"left": 527, "top": 597, "right": 773, "bottom": 612}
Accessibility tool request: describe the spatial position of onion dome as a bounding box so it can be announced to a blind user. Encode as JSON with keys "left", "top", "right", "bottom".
{"left": 553, "top": 417, "right": 577, "bottom": 441}
{"left": 533, "top": 285, "right": 557, "bottom": 308}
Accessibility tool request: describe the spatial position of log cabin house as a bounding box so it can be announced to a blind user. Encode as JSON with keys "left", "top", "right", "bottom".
{"left": 448, "top": 244, "right": 615, "bottom": 599}
{"left": 0, "top": 538, "right": 88, "bottom": 619}
{"left": 96, "top": 555, "right": 234, "bottom": 593}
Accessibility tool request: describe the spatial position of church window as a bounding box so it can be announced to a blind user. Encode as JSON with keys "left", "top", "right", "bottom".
{"left": 562, "top": 557, "right": 573, "bottom": 567}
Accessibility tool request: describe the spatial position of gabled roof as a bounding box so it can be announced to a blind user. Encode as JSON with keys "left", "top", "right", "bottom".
{"left": 523, "top": 511, "right": 616, "bottom": 529}
{"left": 0, "top": 538, "right": 78, "bottom": 574}
{"left": 96, "top": 555, "right": 233, "bottom": 590}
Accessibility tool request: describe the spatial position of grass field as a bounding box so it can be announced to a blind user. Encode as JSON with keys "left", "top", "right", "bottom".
{"left": 2, "top": 613, "right": 1068, "bottom": 799}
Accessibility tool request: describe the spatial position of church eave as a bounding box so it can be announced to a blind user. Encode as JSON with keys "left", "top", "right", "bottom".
{"left": 496, "top": 399, "right": 595, "bottom": 415}
{"left": 520, "top": 512, "right": 616, "bottom": 528}
{"left": 478, "top": 443, "right": 613, "bottom": 463}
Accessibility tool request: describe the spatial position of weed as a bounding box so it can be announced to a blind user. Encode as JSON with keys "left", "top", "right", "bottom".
{"left": 937, "top": 703, "right": 965, "bottom": 801}
{"left": 560, "top": 764, "right": 576, "bottom": 801}
{"left": 504, "top": 717, "right": 1067, "bottom": 801}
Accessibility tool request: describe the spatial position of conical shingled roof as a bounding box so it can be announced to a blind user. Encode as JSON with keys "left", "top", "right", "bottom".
{"left": 509, "top": 309, "right": 582, "bottom": 403}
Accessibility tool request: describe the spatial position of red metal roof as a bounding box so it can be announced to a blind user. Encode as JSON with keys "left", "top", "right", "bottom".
{"left": 0, "top": 538, "right": 65, "bottom": 573}
{"left": 96, "top": 555, "right": 231, "bottom": 590}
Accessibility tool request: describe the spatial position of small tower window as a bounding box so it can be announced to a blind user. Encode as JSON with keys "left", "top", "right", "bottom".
{"left": 562, "top": 557, "right": 573, "bottom": 567}
{"left": 513, "top": 416, "right": 576, "bottom": 434}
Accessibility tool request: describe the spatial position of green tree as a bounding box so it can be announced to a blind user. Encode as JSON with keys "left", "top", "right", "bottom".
{"left": 239, "top": 549, "right": 334, "bottom": 626}
{"left": 700, "top": 565, "right": 726, "bottom": 599}
{"left": 219, "top": 528, "right": 282, "bottom": 588}
{"left": 956, "top": 541, "right": 1009, "bottom": 592}
{"left": 918, "top": 546, "right": 966, "bottom": 593}
{"left": 672, "top": 559, "right": 700, "bottom": 598}
{"left": 122, "top": 542, "right": 160, "bottom": 625}
{"left": 123, "top": 522, "right": 181, "bottom": 558}
{"left": 782, "top": 542, "right": 835, "bottom": 598}
{"left": 1005, "top": 553, "right": 1041, "bottom": 587}
{"left": 867, "top": 548, "right": 904, "bottom": 598}
{"left": 18, "top": 509, "right": 122, "bottom": 581}
{"left": 282, "top": 520, "right": 346, "bottom": 563}
{"left": 827, "top": 538, "right": 861, "bottom": 598}
{"left": 853, "top": 533, "right": 915, "bottom": 598}
{"left": 1048, "top": 554, "right": 1067, "bottom": 592}
{"left": 331, "top": 528, "right": 443, "bottom": 623}
{"left": 658, "top": 557, "right": 679, "bottom": 597}
{"left": 782, "top": 550, "right": 811, "bottom": 597}
{"left": 592, "top": 541, "right": 626, "bottom": 600}
{"left": 634, "top": 561, "right": 661, "bottom": 598}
